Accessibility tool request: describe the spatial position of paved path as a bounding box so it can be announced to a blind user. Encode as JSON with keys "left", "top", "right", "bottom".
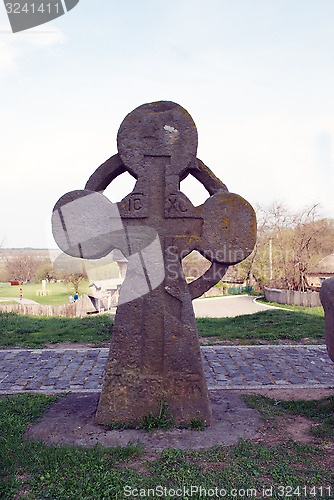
{"left": 193, "top": 295, "right": 276, "bottom": 318}
{"left": 0, "top": 297, "right": 39, "bottom": 305}
{"left": 0, "top": 345, "right": 334, "bottom": 394}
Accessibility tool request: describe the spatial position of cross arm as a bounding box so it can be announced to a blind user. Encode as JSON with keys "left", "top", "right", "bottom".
{"left": 188, "top": 262, "right": 228, "bottom": 300}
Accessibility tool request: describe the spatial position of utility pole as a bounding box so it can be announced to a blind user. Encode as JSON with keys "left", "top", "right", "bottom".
{"left": 269, "top": 238, "right": 273, "bottom": 283}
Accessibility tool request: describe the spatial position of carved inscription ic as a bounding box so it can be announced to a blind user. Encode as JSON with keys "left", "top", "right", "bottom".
{"left": 128, "top": 194, "right": 143, "bottom": 212}
{"left": 119, "top": 193, "right": 147, "bottom": 218}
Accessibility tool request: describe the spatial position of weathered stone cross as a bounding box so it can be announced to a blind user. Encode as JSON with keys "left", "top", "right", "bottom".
{"left": 52, "top": 101, "right": 256, "bottom": 426}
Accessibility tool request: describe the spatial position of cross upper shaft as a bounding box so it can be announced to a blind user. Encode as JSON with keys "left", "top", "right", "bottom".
{"left": 114, "top": 101, "right": 203, "bottom": 225}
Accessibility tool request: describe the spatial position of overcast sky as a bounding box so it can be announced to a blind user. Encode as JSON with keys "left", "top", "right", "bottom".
{"left": 0, "top": 0, "right": 333, "bottom": 248}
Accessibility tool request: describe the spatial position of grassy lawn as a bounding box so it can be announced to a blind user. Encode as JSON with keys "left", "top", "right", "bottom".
{"left": 0, "top": 282, "right": 91, "bottom": 306}
{"left": 1, "top": 393, "right": 333, "bottom": 500}
{"left": 257, "top": 298, "right": 324, "bottom": 317}
{"left": 0, "top": 313, "right": 113, "bottom": 348}
{"left": 196, "top": 309, "right": 325, "bottom": 344}
{"left": 0, "top": 302, "right": 330, "bottom": 498}
{"left": 0, "top": 308, "right": 325, "bottom": 348}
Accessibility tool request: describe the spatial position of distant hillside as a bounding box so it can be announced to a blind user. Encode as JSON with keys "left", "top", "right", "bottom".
{"left": 0, "top": 249, "right": 61, "bottom": 263}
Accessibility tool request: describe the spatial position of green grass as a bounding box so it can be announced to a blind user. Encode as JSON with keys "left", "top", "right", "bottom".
{"left": 0, "top": 308, "right": 325, "bottom": 347}
{"left": 257, "top": 298, "right": 324, "bottom": 316}
{"left": 103, "top": 395, "right": 206, "bottom": 432}
{"left": 1, "top": 393, "right": 333, "bottom": 500}
{"left": 196, "top": 309, "right": 325, "bottom": 343}
{"left": 0, "top": 313, "right": 113, "bottom": 347}
{"left": 0, "top": 282, "right": 91, "bottom": 306}
{"left": 0, "top": 394, "right": 143, "bottom": 500}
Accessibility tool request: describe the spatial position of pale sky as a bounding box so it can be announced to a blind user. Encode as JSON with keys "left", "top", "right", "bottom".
{"left": 0, "top": 0, "right": 333, "bottom": 248}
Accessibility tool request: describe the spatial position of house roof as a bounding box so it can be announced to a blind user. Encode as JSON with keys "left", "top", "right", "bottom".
{"left": 313, "top": 253, "right": 334, "bottom": 274}
{"left": 90, "top": 278, "right": 123, "bottom": 290}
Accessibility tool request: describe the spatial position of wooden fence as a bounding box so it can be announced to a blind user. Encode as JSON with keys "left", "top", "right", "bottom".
{"left": 0, "top": 294, "right": 97, "bottom": 318}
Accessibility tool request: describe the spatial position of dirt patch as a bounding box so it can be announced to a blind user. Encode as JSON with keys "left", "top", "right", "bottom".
{"left": 2, "top": 339, "right": 324, "bottom": 349}
{"left": 2, "top": 338, "right": 326, "bottom": 349}
{"left": 43, "top": 342, "right": 110, "bottom": 349}
{"left": 25, "top": 387, "right": 334, "bottom": 451}
{"left": 285, "top": 416, "right": 314, "bottom": 443}
{"left": 225, "top": 387, "right": 334, "bottom": 401}
{"left": 26, "top": 391, "right": 261, "bottom": 451}
{"left": 251, "top": 413, "right": 315, "bottom": 446}
{"left": 233, "top": 387, "right": 334, "bottom": 447}
{"left": 199, "top": 337, "right": 324, "bottom": 345}
{"left": 0, "top": 342, "right": 111, "bottom": 350}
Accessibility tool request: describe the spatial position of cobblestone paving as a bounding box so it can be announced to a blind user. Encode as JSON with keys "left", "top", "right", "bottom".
{"left": 0, "top": 345, "right": 334, "bottom": 394}
{"left": 202, "top": 345, "right": 334, "bottom": 389}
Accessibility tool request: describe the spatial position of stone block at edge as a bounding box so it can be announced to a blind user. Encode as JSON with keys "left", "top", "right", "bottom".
{"left": 320, "top": 277, "right": 334, "bottom": 362}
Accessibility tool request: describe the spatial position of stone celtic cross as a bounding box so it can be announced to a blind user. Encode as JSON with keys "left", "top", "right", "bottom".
{"left": 52, "top": 101, "right": 256, "bottom": 426}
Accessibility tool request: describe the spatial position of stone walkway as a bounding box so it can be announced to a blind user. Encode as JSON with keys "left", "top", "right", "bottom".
{"left": 1, "top": 345, "right": 334, "bottom": 394}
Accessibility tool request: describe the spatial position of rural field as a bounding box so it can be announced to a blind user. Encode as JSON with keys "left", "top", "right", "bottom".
{"left": 0, "top": 281, "right": 91, "bottom": 306}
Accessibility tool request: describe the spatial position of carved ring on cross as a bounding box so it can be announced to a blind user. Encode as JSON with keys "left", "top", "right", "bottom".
{"left": 52, "top": 101, "right": 256, "bottom": 301}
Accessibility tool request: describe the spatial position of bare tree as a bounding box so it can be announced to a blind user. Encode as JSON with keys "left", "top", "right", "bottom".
{"left": 182, "top": 251, "right": 211, "bottom": 281}
{"left": 289, "top": 205, "right": 334, "bottom": 291}
{"left": 0, "top": 240, "right": 8, "bottom": 281}
{"left": 236, "top": 202, "right": 334, "bottom": 291}
{"left": 63, "top": 273, "right": 87, "bottom": 294}
{"left": 236, "top": 203, "right": 272, "bottom": 288}
{"left": 6, "top": 252, "right": 40, "bottom": 283}
{"left": 34, "top": 259, "right": 56, "bottom": 283}
{"left": 52, "top": 253, "right": 88, "bottom": 294}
